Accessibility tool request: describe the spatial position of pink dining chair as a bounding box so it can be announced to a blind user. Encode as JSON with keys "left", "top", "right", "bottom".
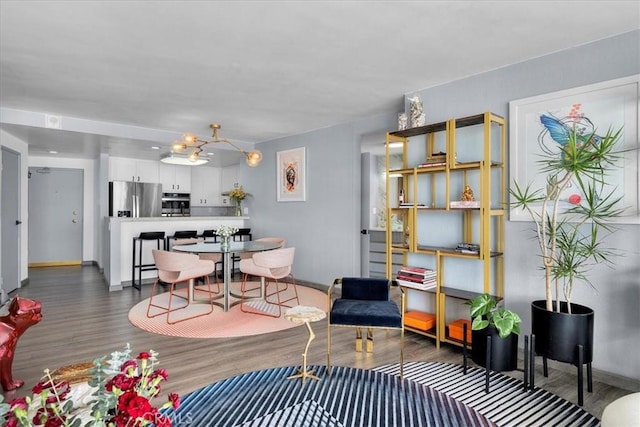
{"left": 174, "top": 238, "right": 222, "bottom": 287}
{"left": 238, "top": 237, "right": 286, "bottom": 261}
{"left": 239, "top": 246, "right": 298, "bottom": 317}
{"left": 146, "top": 249, "right": 216, "bottom": 324}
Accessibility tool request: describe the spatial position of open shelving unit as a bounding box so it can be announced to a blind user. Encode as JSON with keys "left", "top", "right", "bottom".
{"left": 385, "top": 112, "right": 506, "bottom": 349}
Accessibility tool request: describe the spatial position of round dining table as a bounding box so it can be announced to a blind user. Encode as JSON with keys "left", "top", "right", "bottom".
{"left": 173, "top": 240, "right": 281, "bottom": 312}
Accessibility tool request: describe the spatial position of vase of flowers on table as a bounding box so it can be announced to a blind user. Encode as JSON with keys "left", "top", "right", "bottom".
{"left": 215, "top": 225, "right": 238, "bottom": 252}
{"left": 0, "top": 344, "right": 179, "bottom": 426}
{"left": 228, "top": 186, "right": 250, "bottom": 216}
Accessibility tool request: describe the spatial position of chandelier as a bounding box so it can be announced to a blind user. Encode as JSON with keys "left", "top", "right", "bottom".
{"left": 162, "top": 123, "right": 263, "bottom": 167}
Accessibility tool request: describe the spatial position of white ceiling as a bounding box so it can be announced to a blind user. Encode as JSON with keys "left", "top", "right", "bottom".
{"left": 1, "top": 1, "right": 638, "bottom": 166}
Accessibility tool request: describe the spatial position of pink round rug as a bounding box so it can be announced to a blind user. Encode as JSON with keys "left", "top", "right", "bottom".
{"left": 128, "top": 281, "right": 327, "bottom": 338}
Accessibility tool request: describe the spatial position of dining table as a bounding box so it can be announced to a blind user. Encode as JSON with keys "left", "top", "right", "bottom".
{"left": 173, "top": 240, "right": 281, "bottom": 312}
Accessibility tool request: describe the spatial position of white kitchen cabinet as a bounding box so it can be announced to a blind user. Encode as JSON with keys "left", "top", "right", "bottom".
{"left": 159, "top": 163, "right": 191, "bottom": 193}
{"left": 220, "top": 164, "right": 240, "bottom": 206}
{"left": 191, "top": 166, "right": 221, "bottom": 206}
{"left": 109, "top": 157, "right": 159, "bottom": 183}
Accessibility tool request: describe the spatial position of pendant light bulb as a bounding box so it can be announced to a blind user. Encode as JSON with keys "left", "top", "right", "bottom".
{"left": 246, "top": 150, "right": 263, "bottom": 167}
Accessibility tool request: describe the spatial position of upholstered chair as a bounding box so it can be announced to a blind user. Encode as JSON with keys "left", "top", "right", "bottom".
{"left": 327, "top": 277, "right": 405, "bottom": 378}
{"left": 239, "top": 246, "right": 298, "bottom": 317}
{"left": 146, "top": 249, "right": 216, "bottom": 324}
{"left": 173, "top": 237, "right": 222, "bottom": 288}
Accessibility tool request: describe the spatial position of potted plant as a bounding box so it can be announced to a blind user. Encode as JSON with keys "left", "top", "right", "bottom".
{"left": 468, "top": 293, "right": 521, "bottom": 371}
{"left": 510, "top": 110, "right": 625, "bottom": 366}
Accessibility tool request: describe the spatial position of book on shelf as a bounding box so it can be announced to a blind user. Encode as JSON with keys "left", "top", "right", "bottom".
{"left": 396, "top": 265, "right": 437, "bottom": 288}
{"left": 418, "top": 160, "right": 446, "bottom": 168}
{"left": 455, "top": 242, "right": 479, "bottom": 254}
{"left": 450, "top": 200, "right": 480, "bottom": 208}
{"left": 396, "top": 274, "right": 436, "bottom": 284}
{"left": 401, "top": 265, "right": 432, "bottom": 274}
{"left": 396, "top": 279, "right": 436, "bottom": 291}
{"left": 399, "top": 203, "right": 426, "bottom": 207}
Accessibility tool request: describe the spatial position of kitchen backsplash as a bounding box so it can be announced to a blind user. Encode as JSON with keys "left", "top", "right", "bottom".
{"left": 190, "top": 206, "right": 236, "bottom": 217}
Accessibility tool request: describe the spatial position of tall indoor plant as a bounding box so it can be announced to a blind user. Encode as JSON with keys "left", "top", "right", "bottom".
{"left": 510, "top": 110, "right": 626, "bottom": 370}
{"left": 510, "top": 116, "right": 625, "bottom": 313}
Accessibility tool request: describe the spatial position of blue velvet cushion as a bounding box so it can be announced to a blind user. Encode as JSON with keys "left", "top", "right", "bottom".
{"left": 341, "top": 277, "right": 390, "bottom": 301}
{"left": 330, "top": 299, "right": 401, "bottom": 328}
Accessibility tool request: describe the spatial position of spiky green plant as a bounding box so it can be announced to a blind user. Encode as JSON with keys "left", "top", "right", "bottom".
{"left": 510, "top": 125, "right": 626, "bottom": 313}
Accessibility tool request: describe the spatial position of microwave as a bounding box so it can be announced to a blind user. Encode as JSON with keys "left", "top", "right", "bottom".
{"left": 161, "top": 193, "right": 190, "bottom": 216}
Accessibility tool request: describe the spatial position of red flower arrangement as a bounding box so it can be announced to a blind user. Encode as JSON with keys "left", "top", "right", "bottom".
{"left": 0, "top": 345, "right": 180, "bottom": 426}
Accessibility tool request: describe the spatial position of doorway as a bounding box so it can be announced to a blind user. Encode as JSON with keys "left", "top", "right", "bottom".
{"left": 28, "top": 167, "right": 83, "bottom": 266}
{"left": 1, "top": 147, "right": 22, "bottom": 301}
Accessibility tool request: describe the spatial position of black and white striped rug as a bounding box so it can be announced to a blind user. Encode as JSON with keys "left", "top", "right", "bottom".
{"left": 374, "top": 362, "right": 599, "bottom": 427}
{"left": 167, "top": 362, "right": 599, "bottom": 426}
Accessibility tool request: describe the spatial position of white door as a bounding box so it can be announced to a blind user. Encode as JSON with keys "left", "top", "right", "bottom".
{"left": 28, "top": 167, "right": 83, "bottom": 265}
{"left": 1, "top": 148, "right": 21, "bottom": 301}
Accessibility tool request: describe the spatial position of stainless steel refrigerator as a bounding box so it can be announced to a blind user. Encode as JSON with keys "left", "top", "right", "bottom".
{"left": 109, "top": 181, "right": 162, "bottom": 217}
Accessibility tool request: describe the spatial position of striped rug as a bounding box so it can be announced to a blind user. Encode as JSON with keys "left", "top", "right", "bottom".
{"left": 166, "top": 362, "right": 599, "bottom": 426}
{"left": 168, "top": 365, "right": 491, "bottom": 426}
{"left": 128, "top": 282, "right": 326, "bottom": 338}
{"left": 374, "top": 362, "right": 600, "bottom": 427}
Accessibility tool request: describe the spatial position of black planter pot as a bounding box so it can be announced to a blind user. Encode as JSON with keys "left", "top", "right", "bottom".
{"left": 471, "top": 326, "right": 518, "bottom": 372}
{"left": 531, "top": 300, "right": 594, "bottom": 365}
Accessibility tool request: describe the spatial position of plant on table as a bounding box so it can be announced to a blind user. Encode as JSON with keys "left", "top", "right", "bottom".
{"left": 214, "top": 225, "right": 238, "bottom": 238}
{"left": 510, "top": 108, "right": 626, "bottom": 313}
{"left": 1, "top": 344, "right": 179, "bottom": 427}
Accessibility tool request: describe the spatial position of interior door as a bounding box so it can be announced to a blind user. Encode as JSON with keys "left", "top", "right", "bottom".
{"left": 28, "top": 167, "right": 83, "bottom": 266}
{"left": 1, "top": 147, "right": 21, "bottom": 300}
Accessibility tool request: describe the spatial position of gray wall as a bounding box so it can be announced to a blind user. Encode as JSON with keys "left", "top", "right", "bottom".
{"left": 245, "top": 30, "right": 639, "bottom": 380}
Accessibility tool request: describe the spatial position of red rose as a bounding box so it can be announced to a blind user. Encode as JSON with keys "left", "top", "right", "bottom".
{"left": 9, "top": 396, "right": 28, "bottom": 410}
{"left": 138, "top": 351, "right": 152, "bottom": 360}
{"left": 120, "top": 359, "right": 138, "bottom": 372}
{"left": 153, "top": 368, "right": 169, "bottom": 381}
{"left": 117, "top": 390, "right": 138, "bottom": 412}
{"left": 107, "top": 373, "right": 138, "bottom": 392}
{"left": 168, "top": 392, "right": 180, "bottom": 409}
{"left": 125, "top": 395, "right": 152, "bottom": 419}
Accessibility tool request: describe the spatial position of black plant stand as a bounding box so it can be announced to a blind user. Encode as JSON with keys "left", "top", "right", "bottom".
{"left": 530, "top": 335, "right": 593, "bottom": 406}
{"left": 462, "top": 323, "right": 529, "bottom": 394}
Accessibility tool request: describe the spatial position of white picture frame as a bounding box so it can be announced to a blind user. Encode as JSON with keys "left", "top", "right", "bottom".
{"left": 509, "top": 75, "right": 639, "bottom": 224}
{"left": 276, "top": 147, "right": 306, "bottom": 202}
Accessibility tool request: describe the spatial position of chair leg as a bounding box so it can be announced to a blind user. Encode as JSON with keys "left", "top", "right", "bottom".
{"left": 241, "top": 276, "right": 281, "bottom": 318}
{"left": 366, "top": 328, "right": 374, "bottom": 353}
{"left": 146, "top": 279, "right": 189, "bottom": 320}
{"left": 167, "top": 276, "right": 215, "bottom": 324}
{"left": 355, "top": 327, "right": 363, "bottom": 352}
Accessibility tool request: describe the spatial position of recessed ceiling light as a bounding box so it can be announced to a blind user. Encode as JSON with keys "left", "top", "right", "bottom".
{"left": 151, "top": 146, "right": 160, "bottom": 150}
{"left": 49, "top": 150, "right": 58, "bottom": 154}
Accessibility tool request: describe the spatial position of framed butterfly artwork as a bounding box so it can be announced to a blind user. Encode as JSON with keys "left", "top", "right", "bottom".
{"left": 509, "top": 75, "right": 639, "bottom": 224}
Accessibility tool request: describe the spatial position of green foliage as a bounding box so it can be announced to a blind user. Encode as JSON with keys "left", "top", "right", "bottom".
{"left": 509, "top": 124, "right": 625, "bottom": 311}
{"left": 468, "top": 293, "right": 521, "bottom": 339}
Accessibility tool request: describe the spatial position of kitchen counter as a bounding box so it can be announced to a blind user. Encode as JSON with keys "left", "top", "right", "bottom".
{"left": 105, "top": 216, "right": 249, "bottom": 291}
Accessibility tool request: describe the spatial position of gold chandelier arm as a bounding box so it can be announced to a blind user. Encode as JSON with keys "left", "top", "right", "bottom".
{"left": 168, "top": 123, "right": 262, "bottom": 167}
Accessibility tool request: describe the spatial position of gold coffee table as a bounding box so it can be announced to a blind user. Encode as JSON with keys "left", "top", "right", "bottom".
{"left": 284, "top": 305, "right": 326, "bottom": 384}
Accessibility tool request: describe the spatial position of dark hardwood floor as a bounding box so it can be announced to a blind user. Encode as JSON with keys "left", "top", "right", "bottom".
{"left": 1, "top": 265, "right": 637, "bottom": 420}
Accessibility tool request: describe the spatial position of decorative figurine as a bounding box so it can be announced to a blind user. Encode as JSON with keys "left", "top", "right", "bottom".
{"left": 408, "top": 94, "right": 425, "bottom": 128}
{"left": 0, "top": 297, "right": 42, "bottom": 391}
{"left": 461, "top": 185, "right": 475, "bottom": 201}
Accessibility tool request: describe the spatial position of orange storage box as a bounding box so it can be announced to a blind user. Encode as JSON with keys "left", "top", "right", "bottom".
{"left": 404, "top": 311, "right": 436, "bottom": 331}
{"left": 448, "top": 319, "right": 472, "bottom": 343}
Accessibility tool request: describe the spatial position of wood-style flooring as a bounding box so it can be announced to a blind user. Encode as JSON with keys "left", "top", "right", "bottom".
{"left": 1, "top": 266, "right": 637, "bottom": 421}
